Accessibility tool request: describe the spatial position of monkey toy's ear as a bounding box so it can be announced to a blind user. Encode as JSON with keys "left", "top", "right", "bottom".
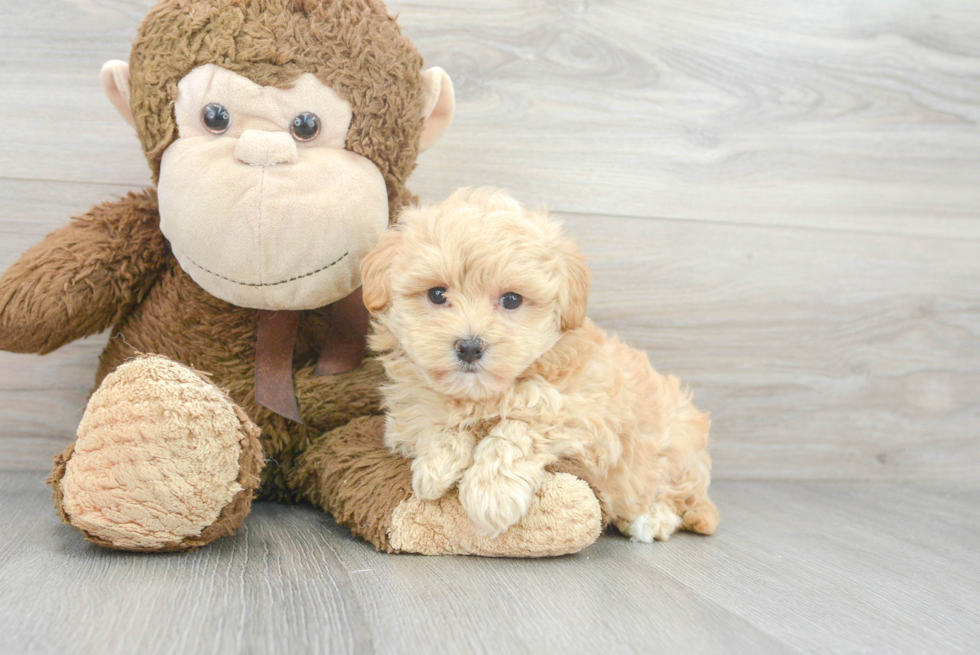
{"left": 100, "top": 60, "right": 136, "bottom": 129}
{"left": 419, "top": 67, "right": 455, "bottom": 152}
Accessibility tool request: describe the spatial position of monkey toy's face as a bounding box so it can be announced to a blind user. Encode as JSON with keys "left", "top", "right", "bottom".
{"left": 158, "top": 64, "right": 389, "bottom": 310}
{"left": 102, "top": 47, "right": 453, "bottom": 311}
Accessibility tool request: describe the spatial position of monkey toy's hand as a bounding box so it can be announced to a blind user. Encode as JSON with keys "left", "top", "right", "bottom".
{"left": 0, "top": 191, "right": 167, "bottom": 355}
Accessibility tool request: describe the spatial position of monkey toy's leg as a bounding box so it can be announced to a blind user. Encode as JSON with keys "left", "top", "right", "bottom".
{"left": 0, "top": 192, "right": 258, "bottom": 551}
{"left": 47, "top": 355, "right": 263, "bottom": 552}
{"left": 287, "top": 365, "right": 603, "bottom": 557}
{"left": 289, "top": 418, "right": 602, "bottom": 557}
{"left": 48, "top": 353, "right": 601, "bottom": 555}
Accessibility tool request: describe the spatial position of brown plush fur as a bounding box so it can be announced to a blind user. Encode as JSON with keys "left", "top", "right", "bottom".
{"left": 287, "top": 415, "right": 413, "bottom": 551}
{"left": 0, "top": 0, "right": 604, "bottom": 554}
{"left": 0, "top": 189, "right": 168, "bottom": 355}
{"left": 130, "top": 0, "right": 425, "bottom": 213}
{"left": 0, "top": 0, "right": 426, "bottom": 551}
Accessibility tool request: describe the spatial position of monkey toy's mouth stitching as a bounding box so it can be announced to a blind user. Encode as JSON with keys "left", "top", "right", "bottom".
{"left": 180, "top": 251, "right": 349, "bottom": 287}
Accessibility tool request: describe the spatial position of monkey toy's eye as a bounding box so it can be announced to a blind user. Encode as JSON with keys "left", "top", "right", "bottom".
{"left": 290, "top": 112, "right": 321, "bottom": 142}
{"left": 428, "top": 287, "right": 448, "bottom": 305}
{"left": 500, "top": 292, "right": 523, "bottom": 310}
{"left": 201, "top": 103, "right": 231, "bottom": 134}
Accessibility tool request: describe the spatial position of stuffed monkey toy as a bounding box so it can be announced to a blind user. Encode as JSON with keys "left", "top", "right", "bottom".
{"left": 0, "top": 0, "right": 603, "bottom": 556}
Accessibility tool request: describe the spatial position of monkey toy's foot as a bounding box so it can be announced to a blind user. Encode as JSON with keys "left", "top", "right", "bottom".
{"left": 388, "top": 472, "right": 602, "bottom": 557}
{"left": 48, "top": 355, "right": 263, "bottom": 552}
{"left": 291, "top": 416, "right": 602, "bottom": 558}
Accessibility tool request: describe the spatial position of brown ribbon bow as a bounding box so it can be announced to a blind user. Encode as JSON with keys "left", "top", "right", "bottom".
{"left": 254, "top": 288, "right": 370, "bottom": 423}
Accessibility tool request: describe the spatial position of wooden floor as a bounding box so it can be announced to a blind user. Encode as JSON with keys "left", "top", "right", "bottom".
{"left": 1, "top": 1, "right": 979, "bottom": 653}
{"left": 1, "top": 471, "right": 977, "bottom": 655}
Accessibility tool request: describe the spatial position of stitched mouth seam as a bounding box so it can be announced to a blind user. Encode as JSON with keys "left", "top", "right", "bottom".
{"left": 180, "top": 251, "right": 349, "bottom": 287}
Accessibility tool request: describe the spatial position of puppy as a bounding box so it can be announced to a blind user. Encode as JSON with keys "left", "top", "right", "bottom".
{"left": 361, "top": 188, "right": 718, "bottom": 541}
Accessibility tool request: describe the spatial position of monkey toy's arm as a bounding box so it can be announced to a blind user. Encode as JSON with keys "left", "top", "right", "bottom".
{"left": 0, "top": 189, "right": 169, "bottom": 354}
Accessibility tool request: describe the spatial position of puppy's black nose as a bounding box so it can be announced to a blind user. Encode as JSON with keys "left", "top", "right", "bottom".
{"left": 455, "top": 338, "right": 484, "bottom": 364}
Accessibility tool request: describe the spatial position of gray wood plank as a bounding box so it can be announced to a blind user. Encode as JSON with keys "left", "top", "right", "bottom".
{"left": 564, "top": 211, "right": 980, "bottom": 482}
{"left": 1, "top": 0, "right": 979, "bottom": 235}
{"left": 4, "top": 180, "right": 978, "bottom": 480}
{"left": 405, "top": 0, "right": 980, "bottom": 235}
{"left": 1, "top": 472, "right": 977, "bottom": 655}
{"left": 0, "top": 0, "right": 154, "bottom": 188}
{"left": 639, "top": 481, "right": 980, "bottom": 654}
{"left": 0, "top": 474, "right": 373, "bottom": 655}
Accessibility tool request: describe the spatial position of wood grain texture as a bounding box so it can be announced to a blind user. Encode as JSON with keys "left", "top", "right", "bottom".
{"left": 4, "top": 182, "right": 978, "bottom": 479}
{"left": 405, "top": 0, "right": 980, "bottom": 236}
{"left": 1, "top": 0, "right": 979, "bottom": 234}
{"left": 1, "top": 471, "right": 977, "bottom": 655}
{"left": 1, "top": 1, "right": 979, "bottom": 478}
{"left": 2, "top": 3, "right": 978, "bottom": 651}
{"left": 567, "top": 211, "right": 980, "bottom": 481}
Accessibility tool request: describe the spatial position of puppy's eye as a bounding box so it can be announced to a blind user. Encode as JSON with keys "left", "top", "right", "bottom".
{"left": 427, "top": 287, "right": 448, "bottom": 305}
{"left": 201, "top": 103, "right": 231, "bottom": 134}
{"left": 500, "top": 292, "right": 523, "bottom": 310}
{"left": 290, "top": 112, "right": 320, "bottom": 142}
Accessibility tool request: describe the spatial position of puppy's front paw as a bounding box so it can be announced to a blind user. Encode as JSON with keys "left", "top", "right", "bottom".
{"left": 411, "top": 454, "right": 467, "bottom": 501}
{"left": 458, "top": 440, "right": 546, "bottom": 537}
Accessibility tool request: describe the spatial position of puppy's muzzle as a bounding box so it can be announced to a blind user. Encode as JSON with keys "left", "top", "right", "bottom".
{"left": 455, "top": 338, "right": 485, "bottom": 364}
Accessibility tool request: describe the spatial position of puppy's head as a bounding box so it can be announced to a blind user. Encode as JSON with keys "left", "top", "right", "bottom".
{"left": 361, "top": 187, "right": 591, "bottom": 400}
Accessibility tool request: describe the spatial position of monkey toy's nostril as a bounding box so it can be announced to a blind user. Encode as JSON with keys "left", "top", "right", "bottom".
{"left": 455, "top": 338, "right": 484, "bottom": 364}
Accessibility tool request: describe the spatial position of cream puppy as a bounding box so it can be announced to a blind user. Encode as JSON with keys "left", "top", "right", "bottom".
{"left": 361, "top": 188, "right": 718, "bottom": 541}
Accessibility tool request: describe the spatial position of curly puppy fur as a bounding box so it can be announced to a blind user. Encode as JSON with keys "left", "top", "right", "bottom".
{"left": 361, "top": 188, "right": 718, "bottom": 541}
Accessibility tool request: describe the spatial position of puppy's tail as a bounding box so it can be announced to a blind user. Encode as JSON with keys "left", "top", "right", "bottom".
{"left": 680, "top": 497, "right": 719, "bottom": 535}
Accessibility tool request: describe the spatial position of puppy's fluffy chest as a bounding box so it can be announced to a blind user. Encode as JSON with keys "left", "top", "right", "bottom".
{"left": 381, "top": 324, "right": 630, "bottom": 452}
{"left": 446, "top": 380, "right": 569, "bottom": 440}
{"left": 383, "top": 368, "right": 572, "bottom": 441}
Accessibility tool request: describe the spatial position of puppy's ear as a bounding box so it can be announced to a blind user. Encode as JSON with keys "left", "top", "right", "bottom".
{"left": 361, "top": 228, "right": 402, "bottom": 314}
{"left": 557, "top": 238, "right": 591, "bottom": 331}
